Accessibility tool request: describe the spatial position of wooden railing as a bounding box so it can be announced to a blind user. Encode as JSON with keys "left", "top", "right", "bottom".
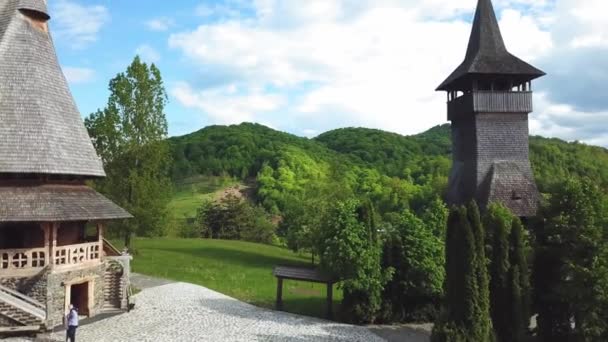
{"left": 0, "top": 248, "right": 47, "bottom": 271}
{"left": 448, "top": 91, "right": 533, "bottom": 119}
{"left": 0, "top": 242, "right": 101, "bottom": 274}
{"left": 54, "top": 242, "right": 101, "bottom": 268}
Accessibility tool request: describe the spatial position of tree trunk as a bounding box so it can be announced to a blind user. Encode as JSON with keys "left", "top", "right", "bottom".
{"left": 124, "top": 229, "right": 132, "bottom": 250}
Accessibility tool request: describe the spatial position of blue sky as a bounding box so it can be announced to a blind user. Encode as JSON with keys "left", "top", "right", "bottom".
{"left": 52, "top": 0, "right": 608, "bottom": 146}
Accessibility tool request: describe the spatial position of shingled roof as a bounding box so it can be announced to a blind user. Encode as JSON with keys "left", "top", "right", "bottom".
{"left": 437, "top": 0, "right": 545, "bottom": 91}
{"left": 0, "top": 184, "right": 132, "bottom": 222}
{"left": 0, "top": 0, "right": 105, "bottom": 177}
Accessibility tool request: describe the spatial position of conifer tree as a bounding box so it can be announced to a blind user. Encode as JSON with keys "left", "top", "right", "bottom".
{"left": 486, "top": 204, "right": 511, "bottom": 341}
{"left": 510, "top": 218, "right": 531, "bottom": 335}
{"left": 467, "top": 202, "right": 492, "bottom": 341}
{"left": 432, "top": 204, "right": 493, "bottom": 342}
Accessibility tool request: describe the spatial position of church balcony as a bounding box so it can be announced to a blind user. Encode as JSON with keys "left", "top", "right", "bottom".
{"left": 447, "top": 91, "right": 533, "bottom": 120}
{"left": 0, "top": 222, "right": 106, "bottom": 277}
{"left": 0, "top": 241, "right": 102, "bottom": 276}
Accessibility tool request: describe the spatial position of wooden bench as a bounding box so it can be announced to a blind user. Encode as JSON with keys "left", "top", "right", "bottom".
{"left": 272, "top": 266, "right": 338, "bottom": 319}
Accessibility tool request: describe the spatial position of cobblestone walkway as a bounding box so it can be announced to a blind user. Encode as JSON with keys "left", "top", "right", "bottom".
{"left": 7, "top": 282, "right": 384, "bottom": 342}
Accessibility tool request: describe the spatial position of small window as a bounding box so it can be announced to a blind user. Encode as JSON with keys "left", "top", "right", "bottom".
{"left": 512, "top": 190, "right": 523, "bottom": 200}
{"left": 19, "top": 9, "right": 50, "bottom": 33}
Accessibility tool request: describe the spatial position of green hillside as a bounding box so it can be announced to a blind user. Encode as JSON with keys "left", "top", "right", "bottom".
{"left": 168, "top": 122, "right": 608, "bottom": 221}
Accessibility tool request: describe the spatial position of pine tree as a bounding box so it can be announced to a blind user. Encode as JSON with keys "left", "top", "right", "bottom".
{"left": 432, "top": 204, "right": 493, "bottom": 342}
{"left": 509, "top": 266, "right": 524, "bottom": 342}
{"left": 486, "top": 204, "right": 511, "bottom": 341}
{"left": 467, "top": 201, "right": 492, "bottom": 341}
{"left": 510, "top": 218, "right": 531, "bottom": 336}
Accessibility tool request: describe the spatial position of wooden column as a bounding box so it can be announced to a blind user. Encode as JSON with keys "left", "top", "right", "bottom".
{"left": 327, "top": 282, "right": 333, "bottom": 319}
{"left": 97, "top": 222, "right": 104, "bottom": 258}
{"left": 50, "top": 223, "right": 58, "bottom": 270}
{"left": 276, "top": 278, "right": 283, "bottom": 311}
{"left": 42, "top": 223, "right": 51, "bottom": 267}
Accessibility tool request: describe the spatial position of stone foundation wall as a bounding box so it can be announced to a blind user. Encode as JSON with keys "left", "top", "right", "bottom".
{"left": 45, "top": 264, "right": 105, "bottom": 328}
{"left": 0, "top": 313, "right": 18, "bottom": 327}
{"left": 0, "top": 270, "right": 48, "bottom": 303}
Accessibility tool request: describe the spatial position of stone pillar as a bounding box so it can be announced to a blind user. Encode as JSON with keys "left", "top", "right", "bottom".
{"left": 107, "top": 255, "right": 132, "bottom": 310}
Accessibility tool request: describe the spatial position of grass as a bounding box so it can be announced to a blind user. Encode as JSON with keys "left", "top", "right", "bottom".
{"left": 125, "top": 238, "right": 342, "bottom": 320}
{"left": 168, "top": 175, "right": 240, "bottom": 219}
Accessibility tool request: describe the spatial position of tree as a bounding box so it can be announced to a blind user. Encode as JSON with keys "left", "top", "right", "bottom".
{"left": 467, "top": 202, "right": 493, "bottom": 342}
{"left": 381, "top": 201, "right": 447, "bottom": 322}
{"left": 85, "top": 56, "right": 172, "bottom": 248}
{"left": 484, "top": 204, "right": 531, "bottom": 342}
{"left": 195, "top": 194, "right": 276, "bottom": 244}
{"left": 318, "top": 199, "right": 392, "bottom": 323}
{"left": 485, "top": 204, "right": 512, "bottom": 341}
{"left": 509, "top": 218, "right": 531, "bottom": 338}
{"left": 533, "top": 178, "right": 608, "bottom": 341}
{"left": 432, "top": 203, "right": 493, "bottom": 342}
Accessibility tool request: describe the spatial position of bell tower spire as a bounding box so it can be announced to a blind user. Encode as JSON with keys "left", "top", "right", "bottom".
{"left": 437, "top": 0, "right": 545, "bottom": 217}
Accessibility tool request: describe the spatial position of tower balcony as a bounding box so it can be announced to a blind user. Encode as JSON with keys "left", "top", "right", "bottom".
{"left": 447, "top": 91, "right": 533, "bottom": 120}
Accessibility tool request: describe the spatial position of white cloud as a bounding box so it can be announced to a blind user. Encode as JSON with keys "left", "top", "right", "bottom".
{"left": 145, "top": 17, "right": 174, "bottom": 32}
{"left": 63, "top": 67, "right": 95, "bottom": 84}
{"left": 136, "top": 44, "right": 161, "bottom": 63}
{"left": 171, "top": 82, "right": 284, "bottom": 125}
{"left": 51, "top": 0, "right": 109, "bottom": 49}
{"left": 169, "top": 0, "right": 607, "bottom": 146}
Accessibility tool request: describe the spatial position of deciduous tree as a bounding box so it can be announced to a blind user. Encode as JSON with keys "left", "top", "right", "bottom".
{"left": 85, "top": 56, "right": 172, "bottom": 248}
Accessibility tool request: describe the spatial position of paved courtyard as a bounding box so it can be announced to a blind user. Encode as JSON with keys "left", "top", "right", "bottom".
{"left": 7, "top": 282, "right": 386, "bottom": 342}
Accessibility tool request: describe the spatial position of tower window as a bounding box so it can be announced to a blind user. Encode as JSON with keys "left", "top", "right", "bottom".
{"left": 512, "top": 190, "right": 523, "bottom": 200}
{"left": 19, "top": 9, "right": 49, "bottom": 33}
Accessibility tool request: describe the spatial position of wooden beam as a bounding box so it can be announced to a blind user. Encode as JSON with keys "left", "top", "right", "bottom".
{"left": 276, "top": 278, "right": 283, "bottom": 311}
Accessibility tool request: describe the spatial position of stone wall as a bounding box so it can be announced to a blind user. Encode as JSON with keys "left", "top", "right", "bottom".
{"left": 0, "top": 313, "right": 18, "bottom": 327}
{"left": 45, "top": 263, "right": 105, "bottom": 328}
{"left": 0, "top": 269, "right": 48, "bottom": 303}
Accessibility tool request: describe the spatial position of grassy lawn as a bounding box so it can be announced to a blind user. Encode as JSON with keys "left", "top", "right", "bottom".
{"left": 168, "top": 175, "right": 240, "bottom": 219}
{"left": 126, "top": 238, "right": 342, "bottom": 320}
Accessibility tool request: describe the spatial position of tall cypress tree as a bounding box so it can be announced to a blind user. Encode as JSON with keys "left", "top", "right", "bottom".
{"left": 510, "top": 218, "right": 531, "bottom": 336}
{"left": 432, "top": 204, "right": 493, "bottom": 342}
{"left": 467, "top": 202, "right": 492, "bottom": 341}
{"left": 486, "top": 204, "right": 511, "bottom": 341}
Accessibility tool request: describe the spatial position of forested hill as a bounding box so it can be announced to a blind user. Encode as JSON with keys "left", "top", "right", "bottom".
{"left": 169, "top": 122, "right": 608, "bottom": 192}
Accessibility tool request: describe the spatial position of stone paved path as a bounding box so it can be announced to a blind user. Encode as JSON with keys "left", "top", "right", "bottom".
{"left": 6, "top": 282, "right": 384, "bottom": 342}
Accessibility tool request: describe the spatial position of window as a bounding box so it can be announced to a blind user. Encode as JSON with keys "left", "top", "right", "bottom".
{"left": 19, "top": 9, "right": 49, "bottom": 33}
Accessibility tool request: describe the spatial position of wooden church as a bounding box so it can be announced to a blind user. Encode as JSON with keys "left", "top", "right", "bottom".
{"left": 0, "top": 0, "right": 132, "bottom": 333}
{"left": 438, "top": 0, "right": 545, "bottom": 216}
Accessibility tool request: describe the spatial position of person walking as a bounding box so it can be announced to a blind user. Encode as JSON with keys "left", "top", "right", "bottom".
{"left": 65, "top": 304, "right": 79, "bottom": 342}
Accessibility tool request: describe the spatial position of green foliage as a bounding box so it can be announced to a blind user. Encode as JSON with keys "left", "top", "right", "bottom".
{"left": 510, "top": 218, "right": 531, "bottom": 336}
{"left": 170, "top": 122, "right": 337, "bottom": 180}
{"left": 485, "top": 204, "right": 512, "bottom": 341}
{"left": 467, "top": 202, "right": 493, "bottom": 342}
{"left": 381, "top": 200, "right": 447, "bottom": 322}
{"left": 433, "top": 204, "right": 493, "bottom": 342}
{"left": 318, "top": 199, "right": 391, "bottom": 323}
{"left": 85, "top": 56, "right": 172, "bottom": 247}
{"left": 196, "top": 194, "right": 276, "bottom": 244}
{"left": 485, "top": 204, "right": 531, "bottom": 342}
{"left": 533, "top": 178, "right": 608, "bottom": 341}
